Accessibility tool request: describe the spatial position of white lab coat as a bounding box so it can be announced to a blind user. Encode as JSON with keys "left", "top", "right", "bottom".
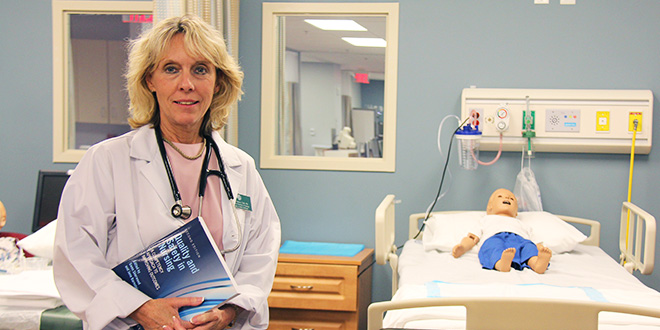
{"left": 53, "top": 126, "right": 281, "bottom": 330}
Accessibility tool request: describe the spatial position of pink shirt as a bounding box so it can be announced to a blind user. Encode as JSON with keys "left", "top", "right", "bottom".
{"left": 164, "top": 141, "right": 224, "bottom": 250}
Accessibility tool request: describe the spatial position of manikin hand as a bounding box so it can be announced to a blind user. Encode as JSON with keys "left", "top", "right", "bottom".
{"left": 452, "top": 233, "right": 479, "bottom": 258}
{"left": 451, "top": 244, "right": 466, "bottom": 258}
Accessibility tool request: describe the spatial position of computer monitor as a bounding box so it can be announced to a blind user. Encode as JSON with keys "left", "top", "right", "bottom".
{"left": 32, "top": 170, "right": 70, "bottom": 232}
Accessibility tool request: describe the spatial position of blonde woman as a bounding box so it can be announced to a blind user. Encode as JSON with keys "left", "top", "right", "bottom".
{"left": 54, "top": 15, "right": 281, "bottom": 330}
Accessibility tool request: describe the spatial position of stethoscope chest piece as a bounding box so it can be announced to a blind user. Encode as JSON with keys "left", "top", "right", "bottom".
{"left": 171, "top": 202, "right": 192, "bottom": 219}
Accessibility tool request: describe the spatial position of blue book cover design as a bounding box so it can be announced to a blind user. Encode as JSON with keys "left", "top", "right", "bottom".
{"left": 112, "top": 217, "right": 239, "bottom": 321}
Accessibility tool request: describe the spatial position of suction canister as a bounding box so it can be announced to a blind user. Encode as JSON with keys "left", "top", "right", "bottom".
{"left": 455, "top": 124, "right": 482, "bottom": 170}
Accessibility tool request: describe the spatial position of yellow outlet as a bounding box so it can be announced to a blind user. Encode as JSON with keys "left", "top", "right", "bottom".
{"left": 596, "top": 111, "right": 610, "bottom": 132}
{"left": 629, "top": 112, "right": 643, "bottom": 132}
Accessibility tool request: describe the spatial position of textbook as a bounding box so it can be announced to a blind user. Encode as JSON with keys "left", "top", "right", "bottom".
{"left": 112, "top": 217, "right": 239, "bottom": 321}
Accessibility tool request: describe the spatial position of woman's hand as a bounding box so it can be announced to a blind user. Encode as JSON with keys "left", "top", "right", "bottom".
{"left": 130, "top": 297, "right": 203, "bottom": 330}
{"left": 165, "top": 305, "right": 240, "bottom": 330}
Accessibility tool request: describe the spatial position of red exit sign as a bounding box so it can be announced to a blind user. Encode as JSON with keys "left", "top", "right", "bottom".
{"left": 122, "top": 14, "right": 153, "bottom": 23}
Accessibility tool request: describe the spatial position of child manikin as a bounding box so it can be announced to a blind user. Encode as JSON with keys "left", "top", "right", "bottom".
{"left": 451, "top": 188, "right": 552, "bottom": 273}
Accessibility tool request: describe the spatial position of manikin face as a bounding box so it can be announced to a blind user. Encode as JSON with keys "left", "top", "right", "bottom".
{"left": 147, "top": 34, "right": 219, "bottom": 138}
{"left": 486, "top": 188, "right": 518, "bottom": 218}
{"left": 0, "top": 201, "right": 6, "bottom": 230}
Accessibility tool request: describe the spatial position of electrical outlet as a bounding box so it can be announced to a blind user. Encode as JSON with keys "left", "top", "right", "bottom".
{"left": 596, "top": 111, "right": 610, "bottom": 132}
{"left": 629, "top": 112, "right": 643, "bottom": 132}
{"left": 469, "top": 108, "right": 483, "bottom": 130}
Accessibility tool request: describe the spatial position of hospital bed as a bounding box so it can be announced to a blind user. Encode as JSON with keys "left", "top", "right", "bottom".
{"left": 0, "top": 220, "right": 82, "bottom": 330}
{"left": 0, "top": 170, "right": 82, "bottom": 330}
{"left": 369, "top": 194, "right": 660, "bottom": 330}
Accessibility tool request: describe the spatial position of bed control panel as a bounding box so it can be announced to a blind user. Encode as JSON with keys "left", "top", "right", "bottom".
{"left": 461, "top": 88, "right": 653, "bottom": 154}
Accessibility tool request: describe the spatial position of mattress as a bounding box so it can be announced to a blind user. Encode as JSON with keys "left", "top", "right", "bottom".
{"left": 383, "top": 240, "right": 660, "bottom": 329}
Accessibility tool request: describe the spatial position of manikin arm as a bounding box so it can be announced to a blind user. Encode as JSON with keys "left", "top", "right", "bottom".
{"left": 452, "top": 233, "right": 480, "bottom": 258}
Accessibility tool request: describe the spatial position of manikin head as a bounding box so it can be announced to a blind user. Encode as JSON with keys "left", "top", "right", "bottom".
{"left": 0, "top": 200, "right": 6, "bottom": 230}
{"left": 486, "top": 188, "right": 518, "bottom": 218}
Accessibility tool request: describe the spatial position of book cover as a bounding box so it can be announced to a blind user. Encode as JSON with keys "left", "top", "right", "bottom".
{"left": 112, "top": 217, "right": 239, "bottom": 321}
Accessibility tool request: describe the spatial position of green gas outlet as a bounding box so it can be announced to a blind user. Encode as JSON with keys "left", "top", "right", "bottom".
{"left": 523, "top": 110, "right": 536, "bottom": 131}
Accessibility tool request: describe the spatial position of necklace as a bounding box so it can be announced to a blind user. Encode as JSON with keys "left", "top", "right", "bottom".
{"left": 163, "top": 137, "right": 206, "bottom": 160}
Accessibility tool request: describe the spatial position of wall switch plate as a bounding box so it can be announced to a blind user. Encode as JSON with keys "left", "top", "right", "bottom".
{"left": 535, "top": 0, "right": 550, "bottom": 4}
{"left": 560, "top": 0, "right": 576, "bottom": 4}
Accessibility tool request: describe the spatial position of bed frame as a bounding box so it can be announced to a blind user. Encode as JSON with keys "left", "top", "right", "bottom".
{"left": 370, "top": 194, "right": 658, "bottom": 330}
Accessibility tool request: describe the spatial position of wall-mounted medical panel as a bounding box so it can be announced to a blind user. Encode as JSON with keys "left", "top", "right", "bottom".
{"left": 461, "top": 88, "right": 653, "bottom": 154}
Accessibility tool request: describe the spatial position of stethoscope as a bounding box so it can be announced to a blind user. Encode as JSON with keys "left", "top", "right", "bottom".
{"left": 155, "top": 127, "right": 243, "bottom": 254}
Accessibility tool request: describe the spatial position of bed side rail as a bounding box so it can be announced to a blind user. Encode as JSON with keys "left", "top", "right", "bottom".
{"left": 368, "top": 297, "right": 660, "bottom": 330}
{"left": 375, "top": 194, "right": 399, "bottom": 295}
{"left": 555, "top": 215, "right": 601, "bottom": 247}
{"left": 620, "top": 201, "right": 656, "bottom": 275}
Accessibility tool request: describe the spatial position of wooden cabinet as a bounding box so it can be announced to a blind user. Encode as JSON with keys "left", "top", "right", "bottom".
{"left": 71, "top": 39, "right": 129, "bottom": 125}
{"left": 267, "top": 249, "right": 374, "bottom": 330}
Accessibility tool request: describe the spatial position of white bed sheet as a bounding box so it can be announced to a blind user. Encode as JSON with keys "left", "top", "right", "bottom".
{"left": 0, "top": 268, "right": 63, "bottom": 330}
{"left": 383, "top": 240, "right": 660, "bottom": 329}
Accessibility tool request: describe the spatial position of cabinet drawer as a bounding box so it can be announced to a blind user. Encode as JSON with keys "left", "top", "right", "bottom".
{"left": 268, "top": 321, "right": 344, "bottom": 330}
{"left": 268, "top": 262, "right": 357, "bottom": 311}
{"left": 268, "top": 308, "right": 355, "bottom": 330}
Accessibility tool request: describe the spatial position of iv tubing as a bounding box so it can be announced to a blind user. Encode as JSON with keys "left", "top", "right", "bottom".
{"left": 437, "top": 115, "right": 461, "bottom": 156}
{"left": 520, "top": 143, "right": 532, "bottom": 172}
{"left": 425, "top": 115, "right": 461, "bottom": 216}
{"left": 415, "top": 116, "right": 470, "bottom": 241}
{"left": 470, "top": 133, "right": 503, "bottom": 166}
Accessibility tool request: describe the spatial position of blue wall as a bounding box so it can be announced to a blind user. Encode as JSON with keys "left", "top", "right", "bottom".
{"left": 1, "top": 0, "right": 659, "bottom": 307}
{"left": 239, "top": 0, "right": 660, "bottom": 302}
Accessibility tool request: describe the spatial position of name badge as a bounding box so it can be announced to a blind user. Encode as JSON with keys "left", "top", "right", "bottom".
{"left": 235, "top": 194, "right": 252, "bottom": 211}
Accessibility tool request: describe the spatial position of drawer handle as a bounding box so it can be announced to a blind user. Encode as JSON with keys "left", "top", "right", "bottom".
{"left": 291, "top": 328, "right": 314, "bottom": 330}
{"left": 290, "top": 285, "right": 314, "bottom": 290}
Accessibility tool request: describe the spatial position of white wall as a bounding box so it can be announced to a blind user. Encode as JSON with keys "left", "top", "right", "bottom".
{"left": 299, "top": 62, "right": 343, "bottom": 155}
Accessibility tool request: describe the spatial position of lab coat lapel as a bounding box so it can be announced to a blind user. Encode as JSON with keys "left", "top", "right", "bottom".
{"left": 212, "top": 131, "right": 245, "bottom": 270}
{"left": 130, "top": 126, "right": 173, "bottom": 210}
{"left": 213, "top": 131, "right": 244, "bottom": 191}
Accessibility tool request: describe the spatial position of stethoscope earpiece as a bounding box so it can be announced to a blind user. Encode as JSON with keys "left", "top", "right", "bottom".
{"left": 171, "top": 203, "right": 192, "bottom": 219}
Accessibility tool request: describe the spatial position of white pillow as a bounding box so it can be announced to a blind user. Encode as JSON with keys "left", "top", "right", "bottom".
{"left": 422, "top": 211, "right": 587, "bottom": 254}
{"left": 17, "top": 219, "right": 57, "bottom": 260}
{"left": 422, "top": 212, "right": 485, "bottom": 252}
{"left": 518, "top": 211, "right": 587, "bottom": 254}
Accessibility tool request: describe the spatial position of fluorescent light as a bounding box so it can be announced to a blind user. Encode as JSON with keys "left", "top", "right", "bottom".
{"left": 342, "top": 37, "right": 386, "bottom": 47}
{"left": 304, "top": 19, "right": 367, "bottom": 31}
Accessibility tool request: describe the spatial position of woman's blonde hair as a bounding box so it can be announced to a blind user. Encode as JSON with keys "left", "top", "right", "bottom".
{"left": 125, "top": 15, "right": 243, "bottom": 135}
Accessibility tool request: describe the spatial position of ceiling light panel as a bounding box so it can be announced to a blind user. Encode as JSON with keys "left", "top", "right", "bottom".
{"left": 304, "top": 19, "right": 367, "bottom": 31}
{"left": 342, "top": 37, "right": 387, "bottom": 47}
